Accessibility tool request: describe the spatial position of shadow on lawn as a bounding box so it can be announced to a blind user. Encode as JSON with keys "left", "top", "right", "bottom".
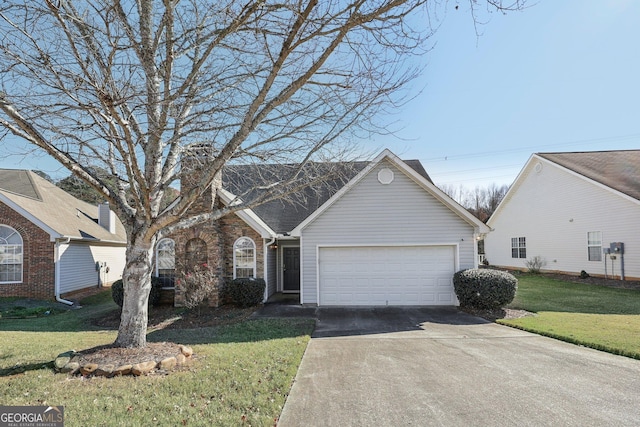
{"left": 0, "top": 361, "right": 54, "bottom": 377}
{"left": 147, "top": 317, "right": 315, "bottom": 346}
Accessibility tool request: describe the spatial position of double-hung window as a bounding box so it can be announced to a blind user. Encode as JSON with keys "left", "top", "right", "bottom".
{"left": 587, "top": 232, "right": 602, "bottom": 262}
{"left": 511, "top": 237, "right": 526, "bottom": 259}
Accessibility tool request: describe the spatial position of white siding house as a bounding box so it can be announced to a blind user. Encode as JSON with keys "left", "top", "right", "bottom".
{"left": 485, "top": 150, "right": 640, "bottom": 281}
{"left": 58, "top": 242, "right": 127, "bottom": 294}
{"left": 210, "top": 149, "right": 490, "bottom": 306}
{"left": 292, "top": 153, "right": 489, "bottom": 306}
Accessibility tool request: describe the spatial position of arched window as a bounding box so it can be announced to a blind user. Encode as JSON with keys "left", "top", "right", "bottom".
{"left": 156, "top": 238, "right": 175, "bottom": 287}
{"left": 233, "top": 237, "right": 256, "bottom": 279}
{"left": 0, "top": 225, "right": 23, "bottom": 283}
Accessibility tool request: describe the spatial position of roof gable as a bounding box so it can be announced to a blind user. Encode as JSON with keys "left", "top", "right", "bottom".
{"left": 221, "top": 154, "right": 434, "bottom": 234}
{"left": 488, "top": 150, "right": 640, "bottom": 226}
{"left": 0, "top": 169, "right": 127, "bottom": 243}
{"left": 537, "top": 150, "right": 640, "bottom": 201}
{"left": 290, "top": 149, "right": 489, "bottom": 235}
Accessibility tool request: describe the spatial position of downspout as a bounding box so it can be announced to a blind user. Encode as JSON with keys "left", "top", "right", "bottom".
{"left": 263, "top": 236, "right": 276, "bottom": 302}
{"left": 55, "top": 237, "right": 74, "bottom": 305}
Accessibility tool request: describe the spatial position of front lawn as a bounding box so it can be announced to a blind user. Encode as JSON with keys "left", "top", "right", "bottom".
{"left": 0, "top": 291, "right": 314, "bottom": 426}
{"left": 501, "top": 274, "right": 640, "bottom": 359}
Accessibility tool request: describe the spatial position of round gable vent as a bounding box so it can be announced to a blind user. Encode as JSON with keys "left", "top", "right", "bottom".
{"left": 377, "top": 168, "right": 394, "bottom": 185}
{"left": 534, "top": 162, "right": 543, "bottom": 173}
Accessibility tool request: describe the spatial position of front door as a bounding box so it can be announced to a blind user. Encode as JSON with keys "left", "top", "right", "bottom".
{"left": 283, "top": 247, "right": 300, "bottom": 292}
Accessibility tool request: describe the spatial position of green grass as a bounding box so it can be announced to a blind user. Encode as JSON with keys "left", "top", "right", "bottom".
{"left": 0, "top": 291, "right": 314, "bottom": 426}
{"left": 500, "top": 274, "right": 640, "bottom": 359}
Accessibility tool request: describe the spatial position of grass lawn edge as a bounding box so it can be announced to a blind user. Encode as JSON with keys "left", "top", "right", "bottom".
{"left": 497, "top": 319, "right": 640, "bottom": 360}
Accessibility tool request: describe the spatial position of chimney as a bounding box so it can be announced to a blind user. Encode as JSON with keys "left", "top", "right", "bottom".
{"left": 98, "top": 202, "right": 116, "bottom": 234}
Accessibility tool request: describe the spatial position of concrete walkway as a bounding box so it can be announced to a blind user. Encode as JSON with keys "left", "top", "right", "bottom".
{"left": 270, "top": 307, "right": 640, "bottom": 427}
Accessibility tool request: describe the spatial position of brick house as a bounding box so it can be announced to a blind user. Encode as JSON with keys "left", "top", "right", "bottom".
{"left": 0, "top": 170, "right": 126, "bottom": 303}
{"left": 162, "top": 149, "right": 489, "bottom": 307}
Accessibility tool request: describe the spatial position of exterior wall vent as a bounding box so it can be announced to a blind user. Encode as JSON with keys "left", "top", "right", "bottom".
{"left": 378, "top": 168, "right": 394, "bottom": 185}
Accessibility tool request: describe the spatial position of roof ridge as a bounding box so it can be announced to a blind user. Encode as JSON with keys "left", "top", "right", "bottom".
{"left": 538, "top": 149, "right": 640, "bottom": 155}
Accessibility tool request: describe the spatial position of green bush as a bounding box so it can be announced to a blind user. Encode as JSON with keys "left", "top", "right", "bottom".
{"left": 453, "top": 268, "right": 518, "bottom": 309}
{"left": 226, "top": 278, "right": 266, "bottom": 308}
{"left": 111, "top": 277, "right": 163, "bottom": 308}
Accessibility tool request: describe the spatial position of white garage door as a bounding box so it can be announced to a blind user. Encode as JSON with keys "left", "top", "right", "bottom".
{"left": 319, "top": 246, "right": 457, "bottom": 306}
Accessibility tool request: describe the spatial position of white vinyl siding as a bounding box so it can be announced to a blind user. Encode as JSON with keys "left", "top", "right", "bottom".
{"left": 300, "top": 160, "right": 476, "bottom": 305}
{"left": 265, "top": 243, "right": 278, "bottom": 298}
{"left": 58, "top": 242, "right": 126, "bottom": 294}
{"left": 486, "top": 158, "right": 639, "bottom": 279}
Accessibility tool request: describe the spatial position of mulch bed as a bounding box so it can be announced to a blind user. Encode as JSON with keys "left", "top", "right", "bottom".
{"left": 92, "top": 304, "right": 259, "bottom": 330}
{"left": 72, "top": 342, "right": 184, "bottom": 367}
{"left": 543, "top": 272, "right": 640, "bottom": 290}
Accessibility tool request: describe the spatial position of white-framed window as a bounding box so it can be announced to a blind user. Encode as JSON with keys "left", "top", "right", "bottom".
{"left": 233, "top": 237, "right": 256, "bottom": 279}
{"left": 156, "top": 238, "right": 176, "bottom": 286}
{"left": 511, "top": 237, "right": 526, "bottom": 259}
{"left": 587, "top": 232, "right": 602, "bottom": 262}
{"left": 0, "top": 225, "right": 23, "bottom": 283}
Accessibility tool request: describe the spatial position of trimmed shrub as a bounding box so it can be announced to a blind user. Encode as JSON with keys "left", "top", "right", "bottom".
{"left": 226, "top": 278, "right": 266, "bottom": 308}
{"left": 453, "top": 268, "right": 518, "bottom": 309}
{"left": 111, "top": 277, "right": 163, "bottom": 308}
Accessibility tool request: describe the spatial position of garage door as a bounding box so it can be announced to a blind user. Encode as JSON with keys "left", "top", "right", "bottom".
{"left": 319, "top": 246, "right": 456, "bottom": 306}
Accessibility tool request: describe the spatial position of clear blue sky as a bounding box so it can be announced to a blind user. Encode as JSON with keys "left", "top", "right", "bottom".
{"left": 377, "top": 0, "right": 640, "bottom": 188}
{"left": 2, "top": 0, "right": 639, "bottom": 189}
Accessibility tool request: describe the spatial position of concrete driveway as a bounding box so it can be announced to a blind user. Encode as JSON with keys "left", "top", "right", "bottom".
{"left": 275, "top": 307, "right": 640, "bottom": 426}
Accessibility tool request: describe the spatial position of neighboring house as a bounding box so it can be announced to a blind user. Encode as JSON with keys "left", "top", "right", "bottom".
{"left": 0, "top": 170, "right": 127, "bottom": 303}
{"left": 484, "top": 150, "right": 640, "bottom": 281}
{"left": 164, "top": 149, "right": 490, "bottom": 307}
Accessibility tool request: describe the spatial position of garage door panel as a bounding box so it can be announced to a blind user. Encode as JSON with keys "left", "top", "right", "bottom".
{"left": 319, "top": 246, "right": 456, "bottom": 306}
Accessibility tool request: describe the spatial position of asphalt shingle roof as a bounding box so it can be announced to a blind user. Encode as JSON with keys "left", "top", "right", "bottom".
{"left": 222, "top": 159, "right": 431, "bottom": 234}
{"left": 0, "top": 169, "right": 127, "bottom": 242}
{"left": 537, "top": 150, "right": 640, "bottom": 202}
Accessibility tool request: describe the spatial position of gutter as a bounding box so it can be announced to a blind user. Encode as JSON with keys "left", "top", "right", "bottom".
{"left": 54, "top": 237, "right": 74, "bottom": 306}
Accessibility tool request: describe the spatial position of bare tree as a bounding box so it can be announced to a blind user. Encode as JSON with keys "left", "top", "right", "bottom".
{"left": 438, "top": 183, "right": 509, "bottom": 222}
{"left": 0, "top": 0, "right": 523, "bottom": 348}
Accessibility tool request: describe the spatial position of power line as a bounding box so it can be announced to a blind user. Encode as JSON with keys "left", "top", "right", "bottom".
{"left": 421, "top": 133, "right": 640, "bottom": 163}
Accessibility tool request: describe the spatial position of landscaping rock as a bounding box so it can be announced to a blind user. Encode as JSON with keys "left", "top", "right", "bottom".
{"left": 179, "top": 345, "right": 193, "bottom": 357}
{"left": 60, "top": 362, "right": 80, "bottom": 374}
{"left": 80, "top": 363, "right": 99, "bottom": 376}
{"left": 131, "top": 360, "right": 157, "bottom": 376}
{"left": 112, "top": 364, "right": 133, "bottom": 376}
{"left": 159, "top": 357, "right": 177, "bottom": 371}
{"left": 94, "top": 365, "right": 115, "bottom": 377}
{"left": 54, "top": 351, "right": 76, "bottom": 371}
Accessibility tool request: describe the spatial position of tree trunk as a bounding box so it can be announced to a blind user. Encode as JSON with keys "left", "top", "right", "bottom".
{"left": 114, "top": 234, "right": 156, "bottom": 348}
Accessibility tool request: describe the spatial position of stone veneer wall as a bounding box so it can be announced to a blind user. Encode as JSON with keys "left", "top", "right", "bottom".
{"left": 171, "top": 213, "right": 264, "bottom": 308}
{"left": 0, "top": 201, "right": 56, "bottom": 299}
{"left": 172, "top": 152, "right": 265, "bottom": 307}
